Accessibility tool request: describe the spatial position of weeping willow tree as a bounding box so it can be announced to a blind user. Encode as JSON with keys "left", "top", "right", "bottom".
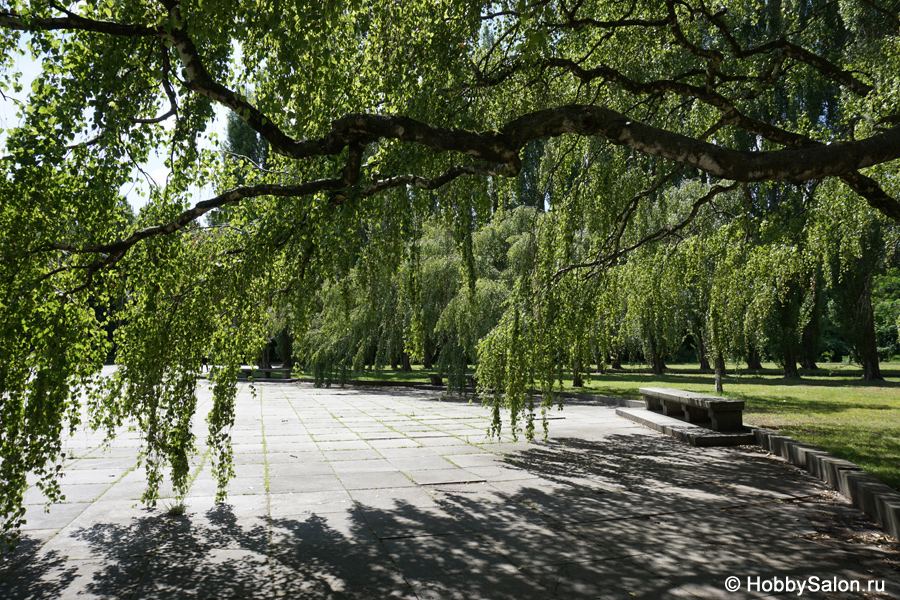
{"left": 2, "top": 0, "right": 900, "bottom": 545}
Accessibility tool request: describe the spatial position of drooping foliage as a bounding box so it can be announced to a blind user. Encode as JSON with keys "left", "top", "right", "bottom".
{"left": 2, "top": 0, "right": 900, "bottom": 546}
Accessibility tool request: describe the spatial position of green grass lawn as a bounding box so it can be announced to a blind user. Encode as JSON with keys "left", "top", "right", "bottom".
{"left": 304, "top": 362, "right": 900, "bottom": 492}
{"left": 568, "top": 363, "right": 900, "bottom": 493}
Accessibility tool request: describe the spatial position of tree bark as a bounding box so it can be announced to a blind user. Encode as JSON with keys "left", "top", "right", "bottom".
{"left": 258, "top": 343, "right": 271, "bottom": 370}
{"left": 856, "top": 278, "right": 884, "bottom": 381}
{"left": 572, "top": 355, "right": 584, "bottom": 388}
{"left": 593, "top": 346, "right": 604, "bottom": 373}
{"left": 782, "top": 344, "right": 801, "bottom": 379}
{"left": 648, "top": 338, "right": 666, "bottom": 375}
{"left": 423, "top": 343, "right": 433, "bottom": 370}
{"left": 801, "top": 321, "right": 819, "bottom": 371}
{"left": 697, "top": 332, "right": 712, "bottom": 373}
{"left": 714, "top": 353, "right": 726, "bottom": 394}
{"left": 400, "top": 351, "right": 412, "bottom": 372}
{"left": 746, "top": 346, "right": 764, "bottom": 371}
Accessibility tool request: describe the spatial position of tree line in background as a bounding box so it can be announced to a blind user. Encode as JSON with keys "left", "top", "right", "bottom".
{"left": 219, "top": 114, "right": 900, "bottom": 398}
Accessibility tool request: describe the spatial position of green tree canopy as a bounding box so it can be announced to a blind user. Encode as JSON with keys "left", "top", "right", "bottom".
{"left": 2, "top": 0, "right": 900, "bottom": 544}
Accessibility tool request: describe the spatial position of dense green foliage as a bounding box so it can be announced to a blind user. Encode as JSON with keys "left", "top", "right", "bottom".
{"left": 1, "top": 0, "right": 900, "bottom": 545}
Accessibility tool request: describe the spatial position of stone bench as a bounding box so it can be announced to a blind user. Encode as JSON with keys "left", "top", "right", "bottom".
{"left": 638, "top": 387, "right": 745, "bottom": 432}
{"left": 240, "top": 366, "right": 292, "bottom": 379}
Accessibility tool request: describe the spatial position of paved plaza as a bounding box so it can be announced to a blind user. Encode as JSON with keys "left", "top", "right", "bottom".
{"left": 1, "top": 381, "right": 898, "bottom": 599}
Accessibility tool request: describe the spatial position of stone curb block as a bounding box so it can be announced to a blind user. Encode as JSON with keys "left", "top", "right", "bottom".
{"left": 754, "top": 428, "right": 899, "bottom": 541}
{"left": 878, "top": 496, "right": 900, "bottom": 541}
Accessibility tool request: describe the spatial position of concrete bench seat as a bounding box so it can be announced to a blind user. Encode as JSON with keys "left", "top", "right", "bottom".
{"left": 639, "top": 387, "right": 745, "bottom": 432}
{"left": 240, "top": 366, "right": 292, "bottom": 379}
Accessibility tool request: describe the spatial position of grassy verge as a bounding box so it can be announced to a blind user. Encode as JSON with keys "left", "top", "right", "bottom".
{"left": 562, "top": 363, "right": 900, "bottom": 493}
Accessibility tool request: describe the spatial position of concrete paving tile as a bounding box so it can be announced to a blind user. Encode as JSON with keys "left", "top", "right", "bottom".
{"left": 434, "top": 444, "right": 497, "bottom": 456}
{"left": 266, "top": 441, "right": 319, "bottom": 453}
{"left": 377, "top": 447, "right": 439, "bottom": 460}
{"left": 97, "top": 481, "right": 150, "bottom": 501}
{"left": 337, "top": 471, "right": 416, "bottom": 490}
{"left": 323, "top": 448, "right": 383, "bottom": 461}
{"left": 329, "top": 459, "right": 395, "bottom": 474}
{"left": 311, "top": 432, "right": 360, "bottom": 442}
{"left": 37, "top": 511, "right": 168, "bottom": 560}
{"left": 21, "top": 502, "right": 92, "bottom": 531}
{"left": 405, "top": 468, "right": 485, "bottom": 486}
{"left": 568, "top": 516, "right": 694, "bottom": 557}
{"left": 24, "top": 483, "right": 110, "bottom": 505}
{"left": 445, "top": 453, "right": 505, "bottom": 468}
{"left": 231, "top": 452, "right": 267, "bottom": 465}
{"left": 404, "top": 563, "right": 549, "bottom": 600}
{"left": 408, "top": 432, "right": 453, "bottom": 439}
{"left": 526, "top": 558, "right": 671, "bottom": 599}
{"left": 269, "top": 489, "right": 355, "bottom": 516}
{"left": 186, "top": 478, "right": 221, "bottom": 497}
{"left": 230, "top": 443, "right": 265, "bottom": 453}
{"left": 203, "top": 493, "right": 269, "bottom": 517}
{"left": 61, "top": 468, "right": 129, "bottom": 485}
{"left": 266, "top": 450, "right": 326, "bottom": 463}
{"left": 1, "top": 555, "right": 150, "bottom": 600}
{"left": 158, "top": 512, "right": 270, "bottom": 554}
{"left": 269, "top": 473, "right": 344, "bottom": 493}
{"left": 0, "top": 530, "right": 58, "bottom": 581}
{"left": 78, "top": 447, "right": 141, "bottom": 460}
{"left": 68, "top": 456, "right": 140, "bottom": 470}
{"left": 350, "top": 487, "right": 439, "bottom": 510}
{"left": 463, "top": 464, "right": 536, "bottom": 481}
{"left": 362, "top": 505, "right": 462, "bottom": 538}
{"left": 270, "top": 509, "right": 370, "bottom": 545}
{"left": 357, "top": 430, "right": 404, "bottom": 440}
{"left": 225, "top": 476, "right": 266, "bottom": 495}
{"left": 231, "top": 463, "right": 267, "bottom": 478}
{"left": 383, "top": 533, "right": 514, "bottom": 576}
{"left": 270, "top": 538, "right": 412, "bottom": 599}
{"left": 134, "top": 548, "right": 271, "bottom": 599}
{"left": 388, "top": 456, "right": 457, "bottom": 471}
{"left": 268, "top": 461, "right": 334, "bottom": 478}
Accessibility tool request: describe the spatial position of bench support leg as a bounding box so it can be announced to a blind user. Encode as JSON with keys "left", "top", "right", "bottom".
{"left": 643, "top": 395, "right": 662, "bottom": 411}
{"left": 683, "top": 405, "right": 711, "bottom": 425}
{"left": 710, "top": 410, "right": 743, "bottom": 432}
{"left": 661, "top": 399, "right": 684, "bottom": 418}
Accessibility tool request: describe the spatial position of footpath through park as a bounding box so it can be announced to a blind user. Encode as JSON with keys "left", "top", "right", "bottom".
{"left": 2, "top": 381, "right": 898, "bottom": 599}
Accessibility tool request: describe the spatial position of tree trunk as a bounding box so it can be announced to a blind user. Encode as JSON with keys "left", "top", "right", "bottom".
{"left": 648, "top": 339, "right": 666, "bottom": 375}
{"left": 258, "top": 343, "right": 272, "bottom": 369}
{"left": 572, "top": 355, "right": 583, "bottom": 388}
{"left": 856, "top": 278, "right": 884, "bottom": 381}
{"left": 714, "top": 352, "right": 726, "bottom": 394}
{"left": 593, "top": 346, "right": 604, "bottom": 373}
{"left": 611, "top": 355, "right": 622, "bottom": 370}
{"left": 801, "top": 285, "right": 822, "bottom": 371}
{"left": 800, "top": 321, "right": 819, "bottom": 371}
{"left": 746, "top": 346, "right": 763, "bottom": 371}
{"left": 400, "top": 351, "right": 412, "bottom": 372}
{"left": 697, "top": 332, "right": 711, "bottom": 373}
{"left": 423, "top": 344, "right": 433, "bottom": 370}
{"left": 782, "top": 344, "right": 801, "bottom": 379}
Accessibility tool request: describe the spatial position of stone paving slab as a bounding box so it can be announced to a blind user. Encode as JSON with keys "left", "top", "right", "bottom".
{"left": 2, "top": 381, "right": 899, "bottom": 599}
